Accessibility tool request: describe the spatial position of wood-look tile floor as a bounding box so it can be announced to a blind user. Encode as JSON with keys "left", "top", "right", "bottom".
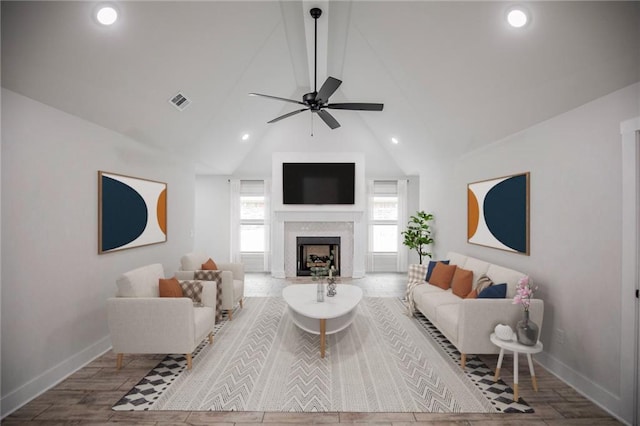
{"left": 2, "top": 273, "right": 621, "bottom": 425}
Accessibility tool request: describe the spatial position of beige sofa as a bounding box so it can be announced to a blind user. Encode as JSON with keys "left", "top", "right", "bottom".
{"left": 107, "top": 263, "right": 216, "bottom": 370}
{"left": 409, "top": 252, "right": 544, "bottom": 368}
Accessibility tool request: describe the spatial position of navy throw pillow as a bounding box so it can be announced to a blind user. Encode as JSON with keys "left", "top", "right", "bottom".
{"left": 426, "top": 260, "right": 450, "bottom": 282}
{"left": 477, "top": 283, "right": 507, "bottom": 299}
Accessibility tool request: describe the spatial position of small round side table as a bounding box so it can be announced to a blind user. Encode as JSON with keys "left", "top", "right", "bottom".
{"left": 490, "top": 333, "right": 543, "bottom": 401}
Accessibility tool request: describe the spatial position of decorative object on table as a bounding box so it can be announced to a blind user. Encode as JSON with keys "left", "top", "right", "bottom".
{"left": 467, "top": 172, "right": 530, "bottom": 255}
{"left": 98, "top": 171, "right": 167, "bottom": 254}
{"left": 310, "top": 254, "right": 334, "bottom": 303}
{"left": 513, "top": 276, "right": 539, "bottom": 346}
{"left": 494, "top": 324, "right": 514, "bottom": 341}
{"left": 401, "top": 211, "right": 435, "bottom": 264}
{"left": 316, "top": 281, "right": 325, "bottom": 302}
{"left": 326, "top": 266, "right": 337, "bottom": 297}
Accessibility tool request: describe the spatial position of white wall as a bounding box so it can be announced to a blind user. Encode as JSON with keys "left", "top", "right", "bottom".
{"left": 0, "top": 89, "right": 197, "bottom": 417}
{"left": 427, "top": 83, "right": 640, "bottom": 422}
{"left": 194, "top": 175, "right": 231, "bottom": 263}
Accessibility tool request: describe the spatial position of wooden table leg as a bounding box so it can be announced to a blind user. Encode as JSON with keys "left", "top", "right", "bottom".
{"left": 494, "top": 348, "right": 505, "bottom": 381}
{"left": 513, "top": 351, "right": 519, "bottom": 401}
{"left": 527, "top": 353, "right": 538, "bottom": 392}
{"left": 319, "top": 319, "right": 326, "bottom": 358}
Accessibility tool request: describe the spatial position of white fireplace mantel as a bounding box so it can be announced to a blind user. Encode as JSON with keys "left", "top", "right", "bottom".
{"left": 271, "top": 210, "right": 366, "bottom": 279}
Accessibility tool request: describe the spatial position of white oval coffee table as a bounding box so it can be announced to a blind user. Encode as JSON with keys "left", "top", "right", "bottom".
{"left": 282, "top": 284, "right": 363, "bottom": 358}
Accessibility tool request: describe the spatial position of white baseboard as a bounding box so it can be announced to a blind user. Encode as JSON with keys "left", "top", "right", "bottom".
{"left": 1, "top": 336, "right": 112, "bottom": 419}
{"left": 536, "top": 351, "right": 630, "bottom": 425}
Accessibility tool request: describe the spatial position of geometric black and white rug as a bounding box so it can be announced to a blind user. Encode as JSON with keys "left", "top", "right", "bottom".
{"left": 113, "top": 297, "right": 533, "bottom": 413}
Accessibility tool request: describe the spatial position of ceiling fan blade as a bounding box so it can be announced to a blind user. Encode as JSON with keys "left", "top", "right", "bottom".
{"left": 267, "top": 108, "right": 308, "bottom": 124}
{"left": 317, "top": 109, "right": 341, "bottom": 129}
{"left": 249, "top": 93, "right": 305, "bottom": 106}
{"left": 327, "top": 103, "right": 384, "bottom": 111}
{"left": 315, "top": 77, "right": 342, "bottom": 103}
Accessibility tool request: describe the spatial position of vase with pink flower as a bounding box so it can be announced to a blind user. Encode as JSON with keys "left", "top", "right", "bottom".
{"left": 513, "top": 276, "right": 539, "bottom": 346}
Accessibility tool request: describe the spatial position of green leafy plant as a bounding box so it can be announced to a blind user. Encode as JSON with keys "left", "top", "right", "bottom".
{"left": 401, "top": 211, "right": 434, "bottom": 264}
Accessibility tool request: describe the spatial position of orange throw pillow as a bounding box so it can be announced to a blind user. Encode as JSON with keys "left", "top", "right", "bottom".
{"left": 451, "top": 267, "right": 473, "bottom": 298}
{"left": 201, "top": 258, "right": 218, "bottom": 270}
{"left": 159, "top": 277, "right": 183, "bottom": 298}
{"left": 429, "top": 262, "right": 457, "bottom": 290}
{"left": 465, "top": 289, "right": 478, "bottom": 299}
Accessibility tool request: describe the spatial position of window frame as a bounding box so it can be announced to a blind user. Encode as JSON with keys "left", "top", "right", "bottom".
{"left": 371, "top": 193, "right": 399, "bottom": 253}
{"left": 239, "top": 191, "right": 266, "bottom": 254}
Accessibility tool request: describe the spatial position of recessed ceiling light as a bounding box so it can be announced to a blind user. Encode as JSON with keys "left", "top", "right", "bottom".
{"left": 507, "top": 7, "right": 529, "bottom": 28}
{"left": 241, "top": 133, "right": 250, "bottom": 141}
{"left": 391, "top": 137, "right": 399, "bottom": 145}
{"left": 96, "top": 6, "right": 118, "bottom": 26}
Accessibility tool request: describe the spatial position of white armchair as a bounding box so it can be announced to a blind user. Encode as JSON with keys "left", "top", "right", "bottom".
{"left": 176, "top": 253, "right": 245, "bottom": 320}
{"left": 107, "top": 263, "right": 216, "bottom": 370}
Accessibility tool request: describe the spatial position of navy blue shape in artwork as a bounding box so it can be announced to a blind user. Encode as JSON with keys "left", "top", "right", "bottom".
{"left": 483, "top": 175, "right": 527, "bottom": 253}
{"left": 101, "top": 176, "right": 148, "bottom": 252}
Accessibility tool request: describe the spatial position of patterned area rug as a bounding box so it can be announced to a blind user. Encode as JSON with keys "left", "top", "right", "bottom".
{"left": 113, "top": 297, "right": 533, "bottom": 413}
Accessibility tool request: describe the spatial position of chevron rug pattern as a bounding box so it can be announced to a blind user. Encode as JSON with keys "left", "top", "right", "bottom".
{"left": 114, "top": 296, "right": 514, "bottom": 413}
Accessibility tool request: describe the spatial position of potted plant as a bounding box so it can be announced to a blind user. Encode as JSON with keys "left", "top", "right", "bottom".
{"left": 401, "top": 211, "right": 434, "bottom": 264}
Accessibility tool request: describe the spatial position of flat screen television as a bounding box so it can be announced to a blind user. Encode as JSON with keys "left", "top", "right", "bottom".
{"left": 282, "top": 162, "right": 355, "bottom": 205}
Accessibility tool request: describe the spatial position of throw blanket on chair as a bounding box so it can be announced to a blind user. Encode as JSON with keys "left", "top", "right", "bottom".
{"left": 194, "top": 270, "right": 223, "bottom": 322}
{"left": 405, "top": 263, "right": 428, "bottom": 316}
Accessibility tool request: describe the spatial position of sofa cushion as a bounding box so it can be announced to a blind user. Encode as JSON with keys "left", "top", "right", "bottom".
{"left": 486, "top": 265, "right": 525, "bottom": 298}
{"left": 429, "top": 262, "right": 457, "bottom": 290}
{"left": 159, "top": 277, "right": 183, "bottom": 298}
{"left": 180, "top": 253, "right": 209, "bottom": 271}
{"left": 446, "top": 252, "right": 468, "bottom": 267}
{"left": 201, "top": 258, "right": 218, "bottom": 271}
{"left": 426, "top": 260, "right": 450, "bottom": 281}
{"left": 451, "top": 267, "right": 473, "bottom": 298}
{"left": 419, "top": 291, "right": 462, "bottom": 320}
{"left": 179, "top": 280, "right": 204, "bottom": 304}
{"left": 116, "top": 263, "right": 164, "bottom": 297}
{"left": 413, "top": 282, "right": 443, "bottom": 299}
{"left": 460, "top": 257, "right": 491, "bottom": 286}
{"left": 478, "top": 283, "right": 507, "bottom": 299}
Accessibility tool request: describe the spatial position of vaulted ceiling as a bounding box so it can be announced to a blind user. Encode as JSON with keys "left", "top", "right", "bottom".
{"left": 2, "top": 1, "right": 639, "bottom": 176}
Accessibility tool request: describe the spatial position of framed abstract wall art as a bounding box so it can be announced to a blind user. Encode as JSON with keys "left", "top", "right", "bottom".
{"left": 467, "top": 172, "right": 529, "bottom": 255}
{"left": 98, "top": 171, "right": 167, "bottom": 254}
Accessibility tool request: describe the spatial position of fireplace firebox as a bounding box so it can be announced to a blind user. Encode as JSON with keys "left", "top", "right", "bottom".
{"left": 296, "top": 236, "right": 340, "bottom": 277}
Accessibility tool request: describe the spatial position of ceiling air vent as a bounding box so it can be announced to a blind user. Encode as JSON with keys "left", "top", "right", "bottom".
{"left": 169, "top": 92, "right": 191, "bottom": 111}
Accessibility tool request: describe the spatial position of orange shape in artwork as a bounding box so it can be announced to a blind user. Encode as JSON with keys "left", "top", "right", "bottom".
{"left": 157, "top": 188, "right": 167, "bottom": 235}
{"left": 467, "top": 188, "right": 479, "bottom": 239}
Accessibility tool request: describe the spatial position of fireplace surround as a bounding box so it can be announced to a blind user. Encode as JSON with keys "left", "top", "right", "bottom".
{"left": 271, "top": 212, "right": 365, "bottom": 278}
